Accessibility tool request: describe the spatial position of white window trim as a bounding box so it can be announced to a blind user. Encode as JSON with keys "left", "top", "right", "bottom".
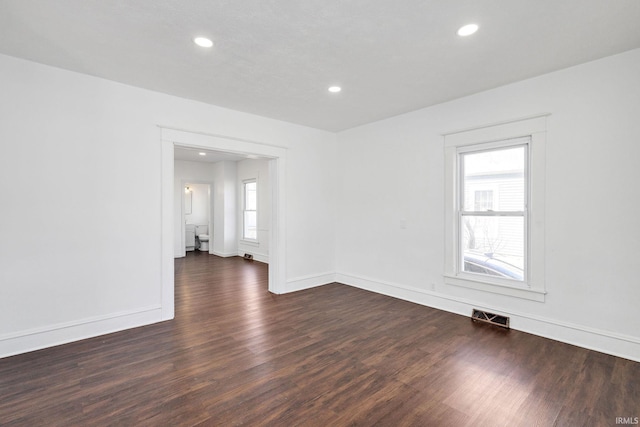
{"left": 443, "top": 114, "right": 548, "bottom": 302}
{"left": 242, "top": 178, "right": 258, "bottom": 242}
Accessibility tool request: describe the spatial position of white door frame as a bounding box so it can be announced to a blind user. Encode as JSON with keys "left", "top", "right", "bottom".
{"left": 160, "top": 127, "right": 287, "bottom": 320}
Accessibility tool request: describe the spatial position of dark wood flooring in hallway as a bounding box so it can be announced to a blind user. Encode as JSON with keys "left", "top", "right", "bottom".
{"left": 0, "top": 252, "right": 638, "bottom": 426}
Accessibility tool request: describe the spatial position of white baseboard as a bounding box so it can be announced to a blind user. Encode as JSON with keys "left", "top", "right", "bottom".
{"left": 8, "top": 272, "right": 638, "bottom": 363}
{"left": 211, "top": 250, "right": 237, "bottom": 258}
{"left": 237, "top": 250, "right": 269, "bottom": 264}
{"left": 0, "top": 306, "right": 163, "bottom": 359}
{"left": 285, "top": 272, "right": 336, "bottom": 293}
{"left": 336, "top": 272, "right": 640, "bottom": 363}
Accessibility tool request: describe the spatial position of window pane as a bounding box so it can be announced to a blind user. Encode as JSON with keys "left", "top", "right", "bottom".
{"left": 461, "top": 215, "right": 524, "bottom": 281}
{"left": 462, "top": 146, "right": 525, "bottom": 212}
{"left": 244, "top": 211, "right": 257, "bottom": 239}
{"left": 245, "top": 182, "right": 257, "bottom": 211}
{"left": 474, "top": 190, "right": 493, "bottom": 211}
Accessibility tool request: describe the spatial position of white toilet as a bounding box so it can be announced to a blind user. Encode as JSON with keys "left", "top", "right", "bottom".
{"left": 196, "top": 225, "right": 209, "bottom": 252}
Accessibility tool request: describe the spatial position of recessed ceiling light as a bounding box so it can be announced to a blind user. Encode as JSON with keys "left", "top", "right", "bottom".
{"left": 457, "top": 24, "right": 479, "bottom": 37}
{"left": 194, "top": 37, "right": 213, "bottom": 48}
{"left": 198, "top": 152, "right": 206, "bottom": 156}
{"left": 328, "top": 86, "right": 342, "bottom": 93}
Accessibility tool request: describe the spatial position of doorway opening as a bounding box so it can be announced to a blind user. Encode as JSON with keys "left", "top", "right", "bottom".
{"left": 181, "top": 181, "right": 212, "bottom": 256}
{"left": 160, "top": 128, "right": 287, "bottom": 321}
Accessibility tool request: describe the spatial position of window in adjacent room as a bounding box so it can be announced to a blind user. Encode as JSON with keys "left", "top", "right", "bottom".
{"left": 444, "top": 115, "right": 547, "bottom": 301}
{"left": 473, "top": 189, "right": 494, "bottom": 211}
{"left": 243, "top": 180, "right": 257, "bottom": 240}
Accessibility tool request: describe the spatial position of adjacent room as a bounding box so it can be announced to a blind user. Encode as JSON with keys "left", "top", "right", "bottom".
{"left": 0, "top": 1, "right": 639, "bottom": 425}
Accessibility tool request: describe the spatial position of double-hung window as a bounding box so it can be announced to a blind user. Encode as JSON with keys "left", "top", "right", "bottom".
{"left": 444, "top": 115, "right": 547, "bottom": 301}
{"left": 243, "top": 180, "right": 257, "bottom": 240}
{"left": 459, "top": 139, "right": 527, "bottom": 282}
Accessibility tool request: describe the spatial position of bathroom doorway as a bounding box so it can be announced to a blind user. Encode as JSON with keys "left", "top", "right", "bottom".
{"left": 182, "top": 181, "right": 212, "bottom": 256}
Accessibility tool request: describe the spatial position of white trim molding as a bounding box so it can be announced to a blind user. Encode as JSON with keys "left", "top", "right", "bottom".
{"left": 444, "top": 114, "right": 548, "bottom": 301}
{"left": 212, "top": 250, "right": 238, "bottom": 258}
{"left": 285, "top": 272, "right": 336, "bottom": 293}
{"left": 335, "top": 272, "right": 640, "bottom": 363}
{"left": 0, "top": 306, "right": 162, "bottom": 359}
{"left": 160, "top": 127, "right": 288, "bottom": 298}
{"left": 237, "top": 250, "right": 269, "bottom": 264}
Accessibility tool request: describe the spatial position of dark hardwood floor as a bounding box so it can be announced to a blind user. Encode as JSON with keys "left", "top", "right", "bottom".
{"left": 1, "top": 253, "right": 638, "bottom": 426}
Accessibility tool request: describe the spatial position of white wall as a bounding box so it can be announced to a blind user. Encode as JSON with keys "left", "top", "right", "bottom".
{"left": 237, "top": 159, "right": 270, "bottom": 263}
{"left": 0, "top": 53, "right": 337, "bottom": 358}
{"left": 5, "top": 45, "right": 637, "bottom": 361}
{"left": 335, "top": 48, "right": 640, "bottom": 361}
{"left": 217, "top": 161, "right": 238, "bottom": 257}
{"left": 175, "top": 158, "right": 270, "bottom": 262}
{"left": 185, "top": 183, "right": 209, "bottom": 227}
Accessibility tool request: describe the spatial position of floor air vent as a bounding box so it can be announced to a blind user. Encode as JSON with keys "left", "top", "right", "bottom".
{"left": 471, "top": 309, "right": 510, "bottom": 329}
{"left": 243, "top": 253, "right": 254, "bottom": 260}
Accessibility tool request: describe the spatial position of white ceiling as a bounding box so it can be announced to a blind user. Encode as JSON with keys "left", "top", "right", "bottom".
{"left": 1, "top": 1, "right": 639, "bottom": 132}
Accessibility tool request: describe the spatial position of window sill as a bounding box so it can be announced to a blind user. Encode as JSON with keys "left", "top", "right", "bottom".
{"left": 444, "top": 274, "right": 546, "bottom": 302}
{"left": 240, "top": 239, "right": 259, "bottom": 247}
